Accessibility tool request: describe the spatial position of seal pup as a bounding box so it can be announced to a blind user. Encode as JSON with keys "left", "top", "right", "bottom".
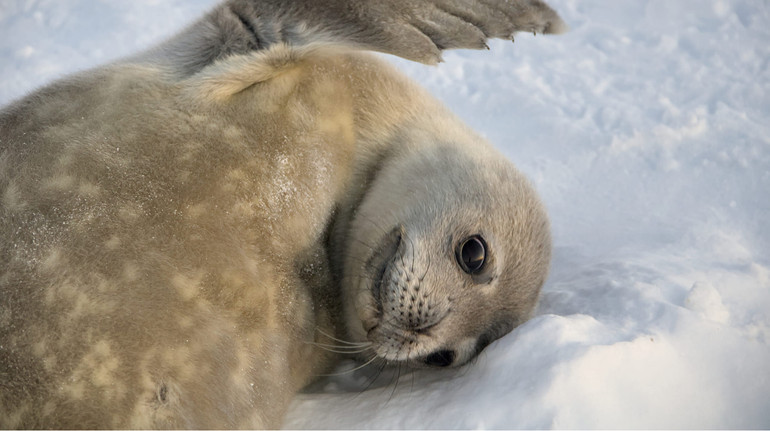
{"left": 0, "top": 0, "right": 563, "bottom": 427}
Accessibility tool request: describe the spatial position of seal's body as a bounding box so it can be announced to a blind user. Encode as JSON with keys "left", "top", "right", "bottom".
{"left": 0, "top": 0, "right": 563, "bottom": 427}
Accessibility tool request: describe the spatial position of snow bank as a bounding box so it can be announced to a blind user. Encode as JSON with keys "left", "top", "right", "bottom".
{"left": 2, "top": 0, "right": 768, "bottom": 428}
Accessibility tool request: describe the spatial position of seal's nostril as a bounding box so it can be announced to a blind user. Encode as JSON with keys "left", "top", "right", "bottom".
{"left": 424, "top": 349, "right": 455, "bottom": 367}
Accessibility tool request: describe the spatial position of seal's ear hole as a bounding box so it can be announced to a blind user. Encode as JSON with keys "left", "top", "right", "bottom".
{"left": 456, "top": 235, "right": 487, "bottom": 275}
{"left": 157, "top": 383, "right": 168, "bottom": 404}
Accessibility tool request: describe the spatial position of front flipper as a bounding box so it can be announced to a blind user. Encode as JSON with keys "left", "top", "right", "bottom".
{"left": 146, "top": 0, "right": 566, "bottom": 75}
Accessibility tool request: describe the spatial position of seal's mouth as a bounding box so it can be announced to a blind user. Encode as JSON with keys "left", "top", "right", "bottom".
{"left": 363, "top": 226, "right": 402, "bottom": 329}
{"left": 371, "top": 260, "right": 388, "bottom": 318}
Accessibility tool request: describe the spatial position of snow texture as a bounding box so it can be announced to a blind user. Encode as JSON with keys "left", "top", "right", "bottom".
{"left": 2, "top": 0, "right": 768, "bottom": 428}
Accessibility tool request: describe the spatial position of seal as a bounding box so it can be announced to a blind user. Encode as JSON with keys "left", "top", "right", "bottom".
{"left": 0, "top": 0, "right": 563, "bottom": 428}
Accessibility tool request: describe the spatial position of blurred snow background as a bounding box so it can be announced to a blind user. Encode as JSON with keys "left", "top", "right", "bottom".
{"left": 1, "top": 0, "right": 768, "bottom": 428}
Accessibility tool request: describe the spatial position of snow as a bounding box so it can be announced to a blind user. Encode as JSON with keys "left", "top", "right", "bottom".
{"left": 2, "top": 0, "right": 769, "bottom": 428}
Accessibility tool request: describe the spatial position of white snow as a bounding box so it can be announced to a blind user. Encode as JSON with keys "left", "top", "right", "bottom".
{"left": 2, "top": 0, "right": 768, "bottom": 428}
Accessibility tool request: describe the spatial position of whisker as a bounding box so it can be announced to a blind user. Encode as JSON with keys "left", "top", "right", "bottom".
{"left": 318, "top": 353, "right": 381, "bottom": 377}
{"left": 353, "top": 357, "right": 389, "bottom": 399}
{"left": 309, "top": 341, "right": 371, "bottom": 349}
{"left": 315, "top": 327, "right": 368, "bottom": 346}
{"left": 419, "top": 251, "right": 431, "bottom": 282}
{"left": 306, "top": 342, "right": 373, "bottom": 355}
{"left": 410, "top": 364, "right": 416, "bottom": 394}
{"left": 386, "top": 362, "right": 401, "bottom": 404}
{"left": 306, "top": 340, "right": 372, "bottom": 350}
{"left": 357, "top": 214, "right": 391, "bottom": 237}
{"left": 349, "top": 236, "right": 379, "bottom": 253}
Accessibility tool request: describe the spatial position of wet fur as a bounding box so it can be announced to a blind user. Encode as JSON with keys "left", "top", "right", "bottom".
{"left": 0, "top": 0, "right": 562, "bottom": 428}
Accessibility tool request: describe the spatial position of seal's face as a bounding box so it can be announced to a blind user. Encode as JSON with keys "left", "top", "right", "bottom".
{"left": 341, "top": 146, "right": 551, "bottom": 368}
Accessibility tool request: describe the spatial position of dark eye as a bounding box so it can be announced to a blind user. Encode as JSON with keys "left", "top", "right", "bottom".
{"left": 456, "top": 236, "right": 487, "bottom": 274}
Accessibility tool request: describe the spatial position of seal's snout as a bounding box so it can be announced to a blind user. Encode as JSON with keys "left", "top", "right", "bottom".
{"left": 424, "top": 349, "right": 456, "bottom": 367}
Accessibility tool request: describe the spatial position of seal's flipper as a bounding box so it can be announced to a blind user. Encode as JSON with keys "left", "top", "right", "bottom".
{"left": 144, "top": 0, "right": 566, "bottom": 75}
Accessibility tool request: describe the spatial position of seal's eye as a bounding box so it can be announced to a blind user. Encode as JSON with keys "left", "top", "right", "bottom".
{"left": 456, "top": 235, "right": 486, "bottom": 274}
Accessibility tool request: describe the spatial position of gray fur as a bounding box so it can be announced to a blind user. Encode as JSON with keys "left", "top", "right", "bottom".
{"left": 139, "top": 0, "right": 566, "bottom": 74}
{"left": 0, "top": 0, "right": 562, "bottom": 428}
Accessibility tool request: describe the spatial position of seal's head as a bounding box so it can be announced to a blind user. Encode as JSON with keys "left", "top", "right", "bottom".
{"left": 341, "top": 144, "right": 551, "bottom": 368}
